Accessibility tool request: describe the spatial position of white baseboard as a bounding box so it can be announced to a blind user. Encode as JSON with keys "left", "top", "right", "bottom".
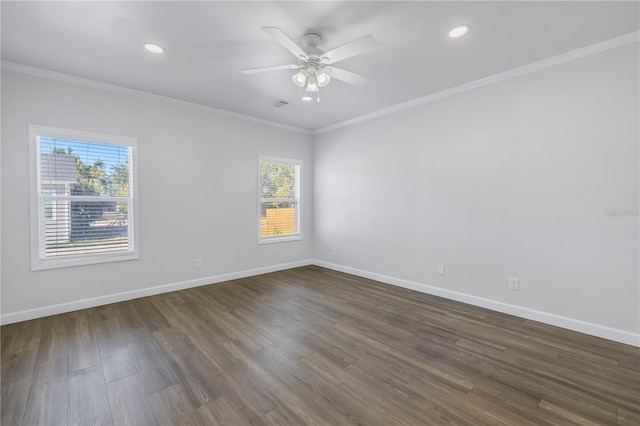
{"left": 0, "top": 259, "right": 313, "bottom": 325}
{"left": 4, "top": 259, "right": 638, "bottom": 347}
{"left": 312, "top": 260, "right": 640, "bottom": 347}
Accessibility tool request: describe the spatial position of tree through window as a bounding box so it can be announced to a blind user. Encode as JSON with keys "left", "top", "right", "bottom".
{"left": 259, "top": 156, "right": 302, "bottom": 242}
{"left": 30, "top": 125, "right": 138, "bottom": 270}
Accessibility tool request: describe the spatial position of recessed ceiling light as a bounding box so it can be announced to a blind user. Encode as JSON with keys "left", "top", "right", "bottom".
{"left": 301, "top": 96, "right": 313, "bottom": 102}
{"left": 144, "top": 43, "right": 165, "bottom": 54}
{"left": 448, "top": 25, "right": 470, "bottom": 39}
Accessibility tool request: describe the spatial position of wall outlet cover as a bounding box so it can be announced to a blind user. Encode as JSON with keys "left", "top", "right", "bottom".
{"left": 509, "top": 277, "right": 519, "bottom": 291}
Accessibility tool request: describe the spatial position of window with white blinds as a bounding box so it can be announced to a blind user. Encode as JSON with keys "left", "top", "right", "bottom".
{"left": 29, "top": 125, "right": 139, "bottom": 270}
{"left": 259, "top": 156, "right": 302, "bottom": 243}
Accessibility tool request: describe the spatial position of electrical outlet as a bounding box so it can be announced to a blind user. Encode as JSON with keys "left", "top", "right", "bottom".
{"left": 332, "top": 247, "right": 337, "bottom": 255}
{"left": 438, "top": 265, "right": 445, "bottom": 276}
{"left": 195, "top": 258, "right": 202, "bottom": 269}
{"left": 508, "top": 277, "right": 519, "bottom": 291}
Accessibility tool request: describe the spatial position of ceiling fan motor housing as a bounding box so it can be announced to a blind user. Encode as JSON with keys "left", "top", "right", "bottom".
{"left": 302, "top": 33, "right": 322, "bottom": 48}
{"left": 302, "top": 33, "right": 324, "bottom": 60}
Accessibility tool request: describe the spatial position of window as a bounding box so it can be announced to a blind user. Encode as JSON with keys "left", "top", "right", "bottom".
{"left": 29, "top": 125, "right": 139, "bottom": 270}
{"left": 259, "top": 156, "right": 302, "bottom": 243}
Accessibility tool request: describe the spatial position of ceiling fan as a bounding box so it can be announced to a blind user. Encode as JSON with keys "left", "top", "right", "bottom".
{"left": 241, "top": 27, "right": 377, "bottom": 101}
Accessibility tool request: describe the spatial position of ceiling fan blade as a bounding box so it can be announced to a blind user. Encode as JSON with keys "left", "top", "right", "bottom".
{"left": 240, "top": 64, "right": 301, "bottom": 75}
{"left": 262, "top": 27, "right": 308, "bottom": 60}
{"left": 325, "top": 67, "right": 369, "bottom": 87}
{"left": 321, "top": 34, "right": 377, "bottom": 64}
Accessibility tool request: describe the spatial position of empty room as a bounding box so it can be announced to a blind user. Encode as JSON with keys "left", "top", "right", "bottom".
{"left": 1, "top": 1, "right": 639, "bottom": 425}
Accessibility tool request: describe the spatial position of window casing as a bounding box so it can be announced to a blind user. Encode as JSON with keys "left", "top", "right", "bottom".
{"left": 29, "top": 125, "right": 139, "bottom": 270}
{"left": 258, "top": 155, "right": 302, "bottom": 243}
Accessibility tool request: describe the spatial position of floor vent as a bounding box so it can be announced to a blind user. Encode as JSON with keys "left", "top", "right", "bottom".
{"left": 271, "top": 99, "right": 289, "bottom": 108}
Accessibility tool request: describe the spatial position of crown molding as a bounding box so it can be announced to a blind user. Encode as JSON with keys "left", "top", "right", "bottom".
{"left": 314, "top": 31, "right": 640, "bottom": 135}
{"left": 0, "top": 60, "right": 313, "bottom": 136}
{"left": 3, "top": 31, "right": 638, "bottom": 137}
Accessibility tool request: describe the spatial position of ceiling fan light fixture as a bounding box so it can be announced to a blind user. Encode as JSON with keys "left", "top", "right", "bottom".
{"left": 316, "top": 69, "right": 331, "bottom": 87}
{"left": 305, "top": 75, "right": 319, "bottom": 92}
{"left": 301, "top": 96, "right": 313, "bottom": 102}
{"left": 292, "top": 69, "right": 309, "bottom": 87}
{"left": 448, "top": 25, "right": 470, "bottom": 39}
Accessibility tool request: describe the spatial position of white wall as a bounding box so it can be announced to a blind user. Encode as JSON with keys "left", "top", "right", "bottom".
{"left": 2, "top": 42, "right": 638, "bottom": 346}
{"left": 1, "top": 70, "right": 313, "bottom": 320}
{"left": 313, "top": 44, "right": 639, "bottom": 343}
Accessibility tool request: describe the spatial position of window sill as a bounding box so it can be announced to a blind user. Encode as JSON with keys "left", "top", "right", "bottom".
{"left": 258, "top": 234, "right": 303, "bottom": 245}
{"left": 31, "top": 252, "right": 139, "bottom": 271}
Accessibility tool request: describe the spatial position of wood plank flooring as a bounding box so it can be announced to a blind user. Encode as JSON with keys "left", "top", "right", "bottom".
{"left": 2, "top": 265, "right": 639, "bottom": 425}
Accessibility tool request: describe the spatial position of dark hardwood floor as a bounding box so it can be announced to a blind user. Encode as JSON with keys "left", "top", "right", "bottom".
{"left": 2, "top": 265, "right": 639, "bottom": 425}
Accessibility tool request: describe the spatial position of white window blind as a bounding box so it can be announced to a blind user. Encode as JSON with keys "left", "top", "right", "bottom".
{"left": 30, "top": 125, "right": 139, "bottom": 270}
{"left": 259, "top": 156, "right": 302, "bottom": 243}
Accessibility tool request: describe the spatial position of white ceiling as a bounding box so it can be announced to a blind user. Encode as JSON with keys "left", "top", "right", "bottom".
{"left": 2, "top": 1, "right": 638, "bottom": 131}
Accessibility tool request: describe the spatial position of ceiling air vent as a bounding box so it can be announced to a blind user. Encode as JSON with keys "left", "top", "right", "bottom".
{"left": 271, "top": 99, "right": 289, "bottom": 108}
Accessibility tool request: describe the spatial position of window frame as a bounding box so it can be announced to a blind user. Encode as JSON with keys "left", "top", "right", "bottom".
{"left": 258, "top": 155, "right": 303, "bottom": 244}
{"left": 29, "top": 124, "right": 140, "bottom": 271}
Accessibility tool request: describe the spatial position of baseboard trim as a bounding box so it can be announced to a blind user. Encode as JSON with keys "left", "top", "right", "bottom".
{"left": 312, "top": 260, "right": 640, "bottom": 347}
{"left": 4, "top": 259, "right": 638, "bottom": 347}
{"left": 0, "top": 259, "right": 313, "bottom": 325}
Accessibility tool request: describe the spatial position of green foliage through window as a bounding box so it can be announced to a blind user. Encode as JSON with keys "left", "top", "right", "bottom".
{"left": 259, "top": 157, "right": 301, "bottom": 240}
